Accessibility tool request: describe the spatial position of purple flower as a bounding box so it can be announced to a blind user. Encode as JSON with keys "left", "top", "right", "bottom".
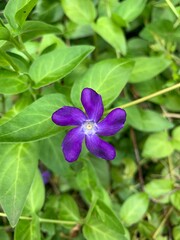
{"left": 52, "top": 88, "right": 126, "bottom": 162}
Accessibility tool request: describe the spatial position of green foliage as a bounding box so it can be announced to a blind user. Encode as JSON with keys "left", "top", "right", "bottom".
{"left": 29, "top": 45, "right": 94, "bottom": 89}
{"left": 126, "top": 106, "right": 173, "bottom": 132}
{"left": 0, "top": 0, "right": 179, "bottom": 239}
{"left": 129, "top": 56, "right": 171, "bottom": 83}
{"left": 0, "top": 94, "right": 70, "bottom": 142}
{"left": 39, "top": 134, "right": 73, "bottom": 177}
{"left": 114, "top": 0, "right": 147, "bottom": 23}
{"left": 14, "top": 215, "right": 41, "bottom": 240}
{"left": 20, "top": 20, "right": 61, "bottom": 41}
{"left": 71, "top": 59, "right": 134, "bottom": 108}
{"left": 83, "top": 200, "right": 127, "bottom": 240}
{"left": 4, "top": 0, "right": 38, "bottom": 29}
{"left": 0, "top": 143, "right": 38, "bottom": 227}
{"left": 142, "top": 131, "right": 174, "bottom": 159}
{"left": 23, "top": 170, "right": 45, "bottom": 214}
{"left": 59, "top": 195, "right": 80, "bottom": 222}
{"left": 61, "top": 0, "right": 96, "bottom": 24}
{"left": 0, "top": 69, "right": 29, "bottom": 94}
{"left": 92, "top": 17, "right": 126, "bottom": 54}
{"left": 119, "top": 192, "right": 149, "bottom": 226}
{"left": 170, "top": 191, "right": 180, "bottom": 211}
{"left": 144, "top": 179, "right": 173, "bottom": 199}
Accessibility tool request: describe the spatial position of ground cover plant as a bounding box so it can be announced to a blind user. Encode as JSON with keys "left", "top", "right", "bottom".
{"left": 0, "top": 0, "right": 180, "bottom": 239}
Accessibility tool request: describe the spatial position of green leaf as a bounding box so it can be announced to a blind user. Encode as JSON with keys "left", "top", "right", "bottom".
{"left": 138, "top": 221, "right": 156, "bottom": 238}
{"left": 0, "top": 229, "right": 10, "bottom": 240}
{"left": 114, "top": 0, "right": 147, "bottom": 23}
{"left": 170, "top": 191, "right": 180, "bottom": 211}
{"left": 129, "top": 56, "right": 171, "bottom": 83}
{"left": 38, "top": 34, "right": 66, "bottom": 54}
{"left": 39, "top": 134, "right": 73, "bottom": 177}
{"left": 119, "top": 193, "right": 149, "bottom": 226}
{"left": 0, "top": 143, "right": 38, "bottom": 227}
{"left": 7, "top": 52, "right": 29, "bottom": 72}
{"left": 140, "top": 20, "right": 180, "bottom": 43}
{"left": 164, "top": 92, "right": 180, "bottom": 112}
{"left": 172, "top": 126, "right": 180, "bottom": 151}
{"left": 35, "top": 0, "right": 63, "bottom": 23}
{"left": 76, "top": 160, "right": 112, "bottom": 206}
{"left": 126, "top": 106, "right": 173, "bottom": 132}
{"left": 83, "top": 200, "right": 127, "bottom": 240}
{"left": 23, "top": 170, "right": 45, "bottom": 214}
{"left": 92, "top": 17, "right": 126, "bottom": 55}
{"left": 127, "top": 38, "right": 149, "bottom": 57}
{"left": 0, "top": 93, "right": 70, "bottom": 142}
{"left": 0, "top": 49, "right": 20, "bottom": 72}
{"left": 0, "top": 69, "right": 29, "bottom": 95}
{"left": 144, "top": 179, "right": 173, "bottom": 198}
{"left": 61, "top": 0, "right": 96, "bottom": 24}
{"left": 0, "top": 26, "right": 10, "bottom": 40}
{"left": 14, "top": 215, "right": 41, "bottom": 240}
{"left": 4, "top": 0, "right": 38, "bottom": 29}
{"left": 65, "top": 22, "right": 93, "bottom": 39}
{"left": 71, "top": 59, "right": 134, "bottom": 108}
{"left": 76, "top": 159, "right": 100, "bottom": 191}
{"left": 59, "top": 195, "right": 80, "bottom": 223}
{"left": 173, "top": 226, "right": 180, "bottom": 240}
{"left": 0, "top": 94, "right": 33, "bottom": 125}
{"left": 142, "top": 131, "right": 174, "bottom": 159}
{"left": 29, "top": 45, "right": 94, "bottom": 89}
{"left": 91, "top": 157, "right": 110, "bottom": 189}
{"left": 20, "top": 20, "right": 61, "bottom": 41}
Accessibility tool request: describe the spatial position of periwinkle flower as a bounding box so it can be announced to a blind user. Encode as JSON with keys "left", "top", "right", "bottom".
{"left": 52, "top": 88, "right": 126, "bottom": 162}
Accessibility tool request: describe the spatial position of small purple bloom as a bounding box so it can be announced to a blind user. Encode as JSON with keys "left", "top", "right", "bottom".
{"left": 42, "top": 170, "right": 51, "bottom": 184}
{"left": 52, "top": 88, "right": 126, "bottom": 162}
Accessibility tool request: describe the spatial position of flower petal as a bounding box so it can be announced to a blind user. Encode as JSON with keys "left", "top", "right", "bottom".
{"left": 81, "top": 88, "right": 104, "bottom": 122}
{"left": 62, "top": 127, "right": 85, "bottom": 162}
{"left": 85, "top": 134, "right": 116, "bottom": 160}
{"left": 97, "top": 108, "right": 126, "bottom": 136}
{"left": 52, "top": 106, "right": 87, "bottom": 126}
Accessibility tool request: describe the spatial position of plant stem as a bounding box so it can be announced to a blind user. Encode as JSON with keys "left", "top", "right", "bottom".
{"left": 163, "top": 112, "right": 180, "bottom": 118}
{"left": 39, "top": 217, "right": 77, "bottom": 225}
{"left": 18, "top": 36, "right": 34, "bottom": 62}
{"left": 0, "top": 212, "right": 77, "bottom": 225}
{"left": 168, "top": 155, "right": 174, "bottom": 182}
{"left": 116, "top": 82, "right": 180, "bottom": 109}
{"left": 11, "top": 36, "right": 33, "bottom": 62}
{"left": 0, "top": 212, "right": 31, "bottom": 221}
{"left": 165, "top": 0, "right": 180, "bottom": 19}
{"left": 152, "top": 207, "right": 173, "bottom": 239}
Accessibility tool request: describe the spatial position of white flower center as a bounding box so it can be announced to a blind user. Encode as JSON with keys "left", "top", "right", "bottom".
{"left": 86, "top": 123, "right": 93, "bottom": 130}
{"left": 82, "top": 121, "right": 97, "bottom": 135}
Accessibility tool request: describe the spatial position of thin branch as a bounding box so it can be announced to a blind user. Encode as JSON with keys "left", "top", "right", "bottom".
{"left": 165, "top": 0, "right": 180, "bottom": 20}
{"left": 163, "top": 112, "right": 180, "bottom": 119}
{"left": 152, "top": 207, "right": 173, "bottom": 239}
{"left": 116, "top": 82, "right": 180, "bottom": 110}
{"left": 0, "top": 212, "right": 77, "bottom": 225}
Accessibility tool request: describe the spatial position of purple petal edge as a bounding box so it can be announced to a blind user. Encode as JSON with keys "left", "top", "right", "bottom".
{"left": 52, "top": 106, "right": 87, "bottom": 126}
{"left": 97, "top": 108, "right": 126, "bottom": 136}
{"left": 62, "top": 127, "right": 85, "bottom": 162}
{"left": 81, "top": 88, "right": 104, "bottom": 122}
{"left": 85, "top": 134, "right": 116, "bottom": 160}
